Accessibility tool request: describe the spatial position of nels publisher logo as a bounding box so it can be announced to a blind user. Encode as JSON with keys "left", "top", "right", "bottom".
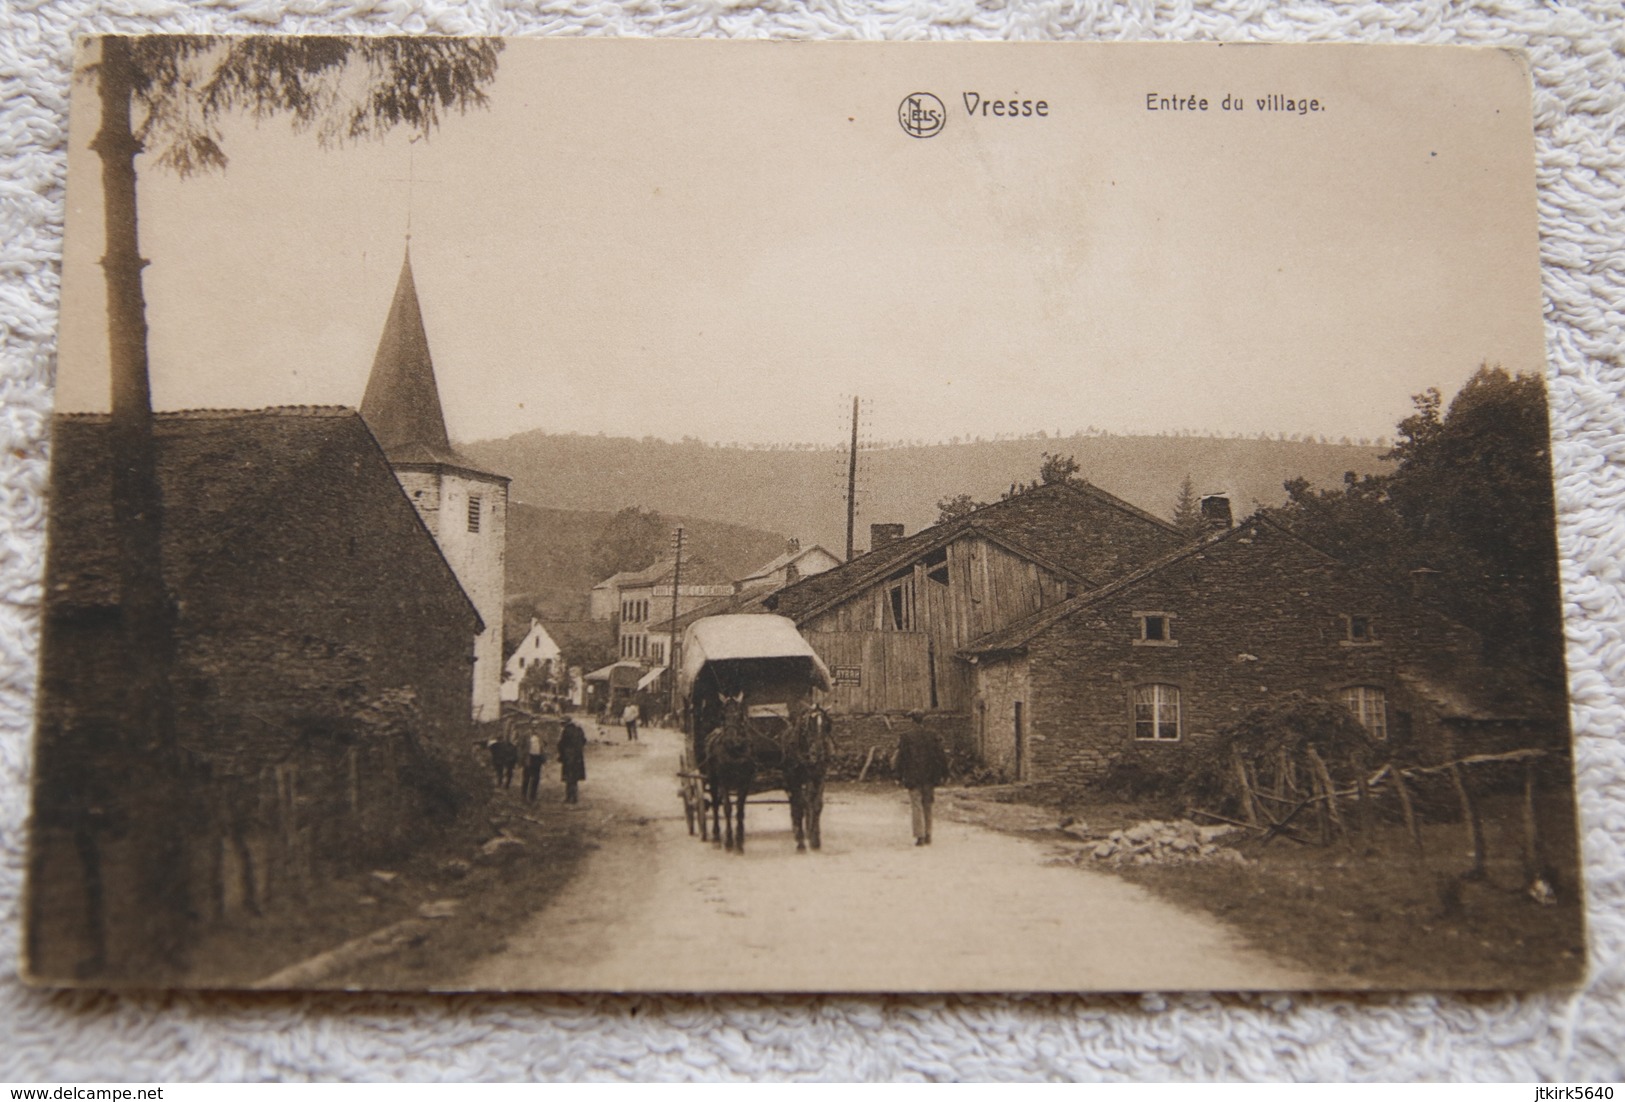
{"left": 898, "top": 92, "right": 946, "bottom": 138}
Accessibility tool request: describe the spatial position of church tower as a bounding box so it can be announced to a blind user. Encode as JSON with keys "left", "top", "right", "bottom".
{"left": 361, "top": 247, "right": 508, "bottom": 722}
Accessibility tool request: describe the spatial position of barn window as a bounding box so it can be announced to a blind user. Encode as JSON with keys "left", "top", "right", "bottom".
{"left": 1342, "top": 614, "right": 1377, "bottom": 644}
{"left": 1133, "top": 684, "right": 1181, "bottom": 741}
{"left": 1341, "top": 686, "right": 1388, "bottom": 740}
{"left": 1135, "top": 612, "right": 1177, "bottom": 646}
{"left": 882, "top": 572, "right": 916, "bottom": 630}
{"left": 924, "top": 547, "right": 949, "bottom": 586}
{"left": 467, "top": 495, "right": 482, "bottom": 533}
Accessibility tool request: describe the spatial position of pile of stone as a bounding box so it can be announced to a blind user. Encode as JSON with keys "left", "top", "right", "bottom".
{"left": 1085, "top": 819, "right": 1248, "bottom": 866}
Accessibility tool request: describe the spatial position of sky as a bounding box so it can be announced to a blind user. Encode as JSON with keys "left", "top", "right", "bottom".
{"left": 56, "top": 40, "right": 1548, "bottom": 449}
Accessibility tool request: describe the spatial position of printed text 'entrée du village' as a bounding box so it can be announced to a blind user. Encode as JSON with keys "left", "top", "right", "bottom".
{"left": 1147, "top": 92, "right": 1327, "bottom": 113}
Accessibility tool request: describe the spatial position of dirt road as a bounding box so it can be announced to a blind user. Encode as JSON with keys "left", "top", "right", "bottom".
{"left": 459, "top": 724, "right": 1314, "bottom": 991}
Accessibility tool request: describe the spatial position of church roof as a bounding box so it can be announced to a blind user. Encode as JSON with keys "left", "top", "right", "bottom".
{"left": 360, "top": 247, "right": 503, "bottom": 480}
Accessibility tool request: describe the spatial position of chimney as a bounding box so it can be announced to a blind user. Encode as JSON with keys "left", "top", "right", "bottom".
{"left": 785, "top": 537, "right": 800, "bottom": 554}
{"left": 870, "top": 523, "right": 905, "bottom": 551}
{"left": 1199, "top": 494, "right": 1233, "bottom": 533}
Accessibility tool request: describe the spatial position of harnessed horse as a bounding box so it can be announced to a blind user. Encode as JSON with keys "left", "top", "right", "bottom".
{"left": 701, "top": 696, "right": 835, "bottom": 853}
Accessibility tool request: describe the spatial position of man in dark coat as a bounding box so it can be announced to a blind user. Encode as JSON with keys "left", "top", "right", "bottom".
{"left": 558, "top": 717, "right": 588, "bottom": 804}
{"left": 488, "top": 737, "right": 518, "bottom": 789}
{"left": 894, "top": 712, "right": 949, "bottom": 845}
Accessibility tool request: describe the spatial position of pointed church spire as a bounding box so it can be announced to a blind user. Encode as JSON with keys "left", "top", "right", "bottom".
{"left": 360, "top": 246, "right": 453, "bottom": 460}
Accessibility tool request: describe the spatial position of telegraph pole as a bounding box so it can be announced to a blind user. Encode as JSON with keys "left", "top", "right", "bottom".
{"left": 667, "top": 525, "right": 686, "bottom": 718}
{"left": 845, "top": 395, "right": 860, "bottom": 561}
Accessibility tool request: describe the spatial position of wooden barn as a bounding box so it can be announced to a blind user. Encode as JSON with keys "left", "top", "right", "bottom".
{"left": 764, "top": 481, "right": 1187, "bottom": 719}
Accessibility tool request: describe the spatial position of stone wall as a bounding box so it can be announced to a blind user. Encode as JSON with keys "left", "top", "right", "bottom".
{"left": 823, "top": 711, "right": 972, "bottom": 780}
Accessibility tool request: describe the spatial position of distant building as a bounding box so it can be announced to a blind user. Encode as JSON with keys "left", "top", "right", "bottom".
{"left": 502, "top": 618, "right": 562, "bottom": 703}
{"left": 360, "top": 247, "right": 509, "bottom": 721}
{"left": 594, "top": 558, "right": 733, "bottom": 666}
{"left": 734, "top": 539, "right": 842, "bottom": 594}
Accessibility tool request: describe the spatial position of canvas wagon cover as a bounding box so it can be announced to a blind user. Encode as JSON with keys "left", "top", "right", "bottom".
{"left": 679, "top": 614, "right": 832, "bottom": 693}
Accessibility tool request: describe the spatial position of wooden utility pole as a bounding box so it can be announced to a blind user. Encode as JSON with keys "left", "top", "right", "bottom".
{"left": 667, "top": 525, "right": 685, "bottom": 717}
{"left": 845, "top": 395, "right": 859, "bottom": 561}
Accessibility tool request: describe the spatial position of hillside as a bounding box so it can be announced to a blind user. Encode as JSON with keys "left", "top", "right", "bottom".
{"left": 504, "top": 502, "right": 789, "bottom": 620}
{"left": 464, "top": 432, "right": 1391, "bottom": 557}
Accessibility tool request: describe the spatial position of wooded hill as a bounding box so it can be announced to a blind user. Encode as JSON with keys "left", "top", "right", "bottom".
{"left": 504, "top": 501, "right": 789, "bottom": 620}
{"left": 466, "top": 431, "right": 1390, "bottom": 571}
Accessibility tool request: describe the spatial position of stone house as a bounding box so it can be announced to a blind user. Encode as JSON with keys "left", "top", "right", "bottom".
{"left": 960, "top": 510, "right": 1551, "bottom": 786}
{"left": 28, "top": 407, "right": 483, "bottom": 978}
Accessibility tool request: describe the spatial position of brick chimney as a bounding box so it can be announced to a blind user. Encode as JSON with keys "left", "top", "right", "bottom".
{"left": 1199, "top": 494, "right": 1233, "bottom": 533}
{"left": 870, "top": 523, "right": 905, "bottom": 551}
{"left": 785, "top": 537, "right": 800, "bottom": 554}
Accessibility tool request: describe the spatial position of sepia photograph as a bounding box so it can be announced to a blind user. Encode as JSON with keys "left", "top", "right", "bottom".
{"left": 23, "top": 36, "right": 1584, "bottom": 992}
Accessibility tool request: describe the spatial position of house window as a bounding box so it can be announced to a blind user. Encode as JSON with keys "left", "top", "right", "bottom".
{"left": 467, "top": 495, "right": 482, "bottom": 533}
{"left": 1133, "top": 684, "right": 1181, "bottom": 741}
{"left": 1342, "top": 614, "right": 1377, "bottom": 644}
{"left": 651, "top": 641, "right": 664, "bottom": 663}
{"left": 1134, "top": 612, "right": 1177, "bottom": 646}
{"left": 1341, "top": 686, "right": 1388, "bottom": 740}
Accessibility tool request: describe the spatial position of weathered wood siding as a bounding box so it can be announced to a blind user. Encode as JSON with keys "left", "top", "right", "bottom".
{"left": 806, "top": 630, "right": 931, "bottom": 713}
{"left": 802, "top": 535, "right": 1065, "bottom": 712}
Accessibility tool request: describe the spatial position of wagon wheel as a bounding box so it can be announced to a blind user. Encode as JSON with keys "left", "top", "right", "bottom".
{"left": 678, "top": 752, "right": 706, "bottom": 839}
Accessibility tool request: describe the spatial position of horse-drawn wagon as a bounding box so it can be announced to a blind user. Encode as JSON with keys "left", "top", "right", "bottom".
{"left": 676, "top": 614, "right": 834, "bottom": 853}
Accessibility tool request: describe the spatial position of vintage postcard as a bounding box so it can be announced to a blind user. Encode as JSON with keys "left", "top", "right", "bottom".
{"left": 26, "top": 38, "right": 1583, "bottom": 991}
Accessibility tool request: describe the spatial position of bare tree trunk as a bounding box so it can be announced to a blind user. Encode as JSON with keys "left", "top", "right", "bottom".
{"left": 92, "top": 37, "right": 194, "bottom": 983}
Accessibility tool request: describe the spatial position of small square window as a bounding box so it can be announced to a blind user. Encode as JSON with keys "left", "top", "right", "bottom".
{"left": 1342, "top": 614, "right": 1377, "bottom": 645}
{"left": 1134, "top": 612, "right": 1177, "bottom": 646}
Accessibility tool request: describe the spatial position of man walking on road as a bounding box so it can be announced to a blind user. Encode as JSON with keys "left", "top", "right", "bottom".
{"left": 559, "top": 717, "right": 588, "bottom": 804}
{"left": 521, "top": 725, "right": 548, "bottom": 803}
{"left": 895, "top": 712, "right": 949, "bottom": 846}
{"left": 622, "top": 702, "right": 640, "bottom": 742}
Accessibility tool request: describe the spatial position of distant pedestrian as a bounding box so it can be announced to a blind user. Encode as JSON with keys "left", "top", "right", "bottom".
{"left": 894, "top": 712, "right": 948, "bottom": 846}
{"left": 622, "top": 702, "right": 640, "bottom": 741}
{"left": 488, "top": 737, "right": 518, "bottom": 789}
{"left": 559, "top": 717, "right": 588, "bottom": 804}
{"left": 521, "top": 727, "right": 547, "bottom": 802}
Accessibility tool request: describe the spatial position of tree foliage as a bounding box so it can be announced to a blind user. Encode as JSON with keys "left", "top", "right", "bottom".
{"left": 589, "top": 506, "right": 669, "bottom": 582}
{"left": 120, "top": 36, "right": 504, "bottom": 176}
{"left": 1270, "top": 366, "right": 1561, "bottom": 673}
{"left": 1170, "top": 474, "right": 1203, "bottom": 539}
{"left": 935, "top": 493, "right": 987, "bottom": 524}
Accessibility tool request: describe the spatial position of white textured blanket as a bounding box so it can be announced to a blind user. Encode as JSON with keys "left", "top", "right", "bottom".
{"left": 1, "top": 0, "right": 1621, "bottom": 1082}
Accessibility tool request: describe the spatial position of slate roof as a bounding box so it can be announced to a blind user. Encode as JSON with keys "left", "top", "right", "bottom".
{"left": 594, "top": 556, "right": 732, "bottom": 592}
{"left": 766, "top": 480, "right": 1184, "bottom": 623}
{"left": 359, "top": 248, "right": 504, "bottom": 482}
{"left": 736, "top": 544, "right": 840, "bottom": 587}
{"left": 45, "top": 407, "right": 479, "bottom": 632}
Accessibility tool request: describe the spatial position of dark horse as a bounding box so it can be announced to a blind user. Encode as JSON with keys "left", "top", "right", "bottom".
{"left": 783, "top": 704, "right": 833, "bottom": 852}
{"left": 702, "top": 694, "right": 773, "bottom": 853}
{"left": 701, "top": 696, "right": 834, "bottom": 854}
